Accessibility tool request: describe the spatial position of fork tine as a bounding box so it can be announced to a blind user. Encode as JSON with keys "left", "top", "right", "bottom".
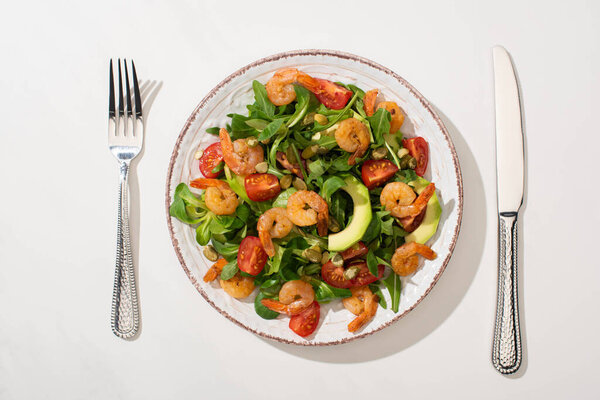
{"left": 109, "top": 60, "right": 115, "bottom": 118}
{"left": 117, "top": 59, "right": 124, "bottom": 117}
{"left": 131, "top": 60, "right": 143, "bottom": 118}
{"left": 124, "top": 59, "right": 133, "bottom": 117}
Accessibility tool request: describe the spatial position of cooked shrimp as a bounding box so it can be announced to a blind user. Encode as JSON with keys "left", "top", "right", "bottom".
{"left": 265, "top": 68, "right": 300, "bottom": 106}
{"left": 342, "top": 286, "right": 379, "bottom": 332}
{"left": 261, "top": 280, "right": 315, "bottom": 315}
{"left": 219, "top": 128, "right": 264, "bottom": 176}
{"left": 286, "top": 190, "right": 329, "bottom": 236}
{"left": 381, "top": 182, "right": 435, "bottom": 218}
{"left": 203, "top": 258, "right": 228, "bottom": 282}
{"left": 334, "top": 118, "right": 370, "bottom": 165}
{"left": 219, "top": 273, "right": 255, "bottom": 298}
{"left": 257, "top": 207, "right": 294, "bottom": 257}
{"left": 376, "top": 101, "right": 405, "bottom": 134}
{"left": 190, "top": 178, "right": 238, "bottom": 215}
{"left": 391, "top": 242, "right": 437, "bottom": 276}
{"left": 363, "top": 89, "right": 378, "bottom": 117}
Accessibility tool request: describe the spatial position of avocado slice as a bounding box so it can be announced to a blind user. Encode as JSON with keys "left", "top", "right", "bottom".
{"left": 404, "top": 177, "right": 442, "bottom": 244}
{"left": 328, "top": 176, "right": 372, "bottom": 252}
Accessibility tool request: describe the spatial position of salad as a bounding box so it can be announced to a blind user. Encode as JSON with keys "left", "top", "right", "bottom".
{"left": 169, "top": 68, "right": 442, "bottom": 338}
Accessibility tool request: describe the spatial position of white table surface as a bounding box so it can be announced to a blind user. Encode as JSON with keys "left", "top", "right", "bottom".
{"left": 1, "top": 0, "right": 599, "bottom": 398}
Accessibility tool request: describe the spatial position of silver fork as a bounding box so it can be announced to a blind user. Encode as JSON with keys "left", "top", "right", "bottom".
{"left": 108, "top": 59, "right": 142, "bottom": 339}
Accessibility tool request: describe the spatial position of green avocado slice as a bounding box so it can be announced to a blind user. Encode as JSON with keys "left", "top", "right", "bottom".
{"left": 328, "top": 176, "right": 372, "bottom": 252}
{"left": 404, "top": 177, "right": 442, "bottom": 244}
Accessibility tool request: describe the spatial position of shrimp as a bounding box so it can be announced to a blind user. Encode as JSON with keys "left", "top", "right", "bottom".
{"left": 219, "top": 273, "right": 255, "bottom": 298}
{"left": 380, "top": 182, "right": 436, "bottom": 219}
{"left": 334, "top": 118, "right": 370, "bottom": 165}
{"left": 342, "top": 286, "right": 379, "bottom": 332}
{"left": 286, "top": 190, "right": 329, "bottom": 236}
{"left": 391, "top": 242, "right": 437, "bottom": 276}
{"left": 219, "top": 128, "right": 264, "bottom": 176}
{"left": 190, "top": 178, "right": 238, "bottom": 215}
{"left": 376, "top": 101, "right": 405, "bottom": 134}
{"left": 257, "top": 207, "right": 294, "bottom": 257}
{"left": 261, "top": 280, "right": 315, "bottom": 315}
{"left": 203, "top": 258, "right": 228, "bottom": 282}
{"left": 265, "top": 68, "right": 300, "bottom": 106}
{"left": 363, "top": 89, "right": 379, "bottom": 117}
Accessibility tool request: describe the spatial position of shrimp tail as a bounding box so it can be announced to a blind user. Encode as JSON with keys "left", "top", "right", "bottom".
{"left": 413, "top": 243, "right": 437, "bottom": 260}
{"left": 347, "top": 294, "right": 378, "bottom": 332}
{"left": 190, "top": 178, "right": 228, "bottom": 189}
{"left": 363, "top": 89, "right": 378, "bottom": 117}
{"left": 203, "top": 258, "right": 227, "bottom": 282}
{"left": 316, "top": 213, "right": 329, "bottom": 237}
{"left": 259, "top": 230, "right": 276, "bottom": 258}
{"left": 219, "top": 128, "right": 239, "bottom": 172}
{"left": 261, "top": 299, "right": 289, "bottom": 314}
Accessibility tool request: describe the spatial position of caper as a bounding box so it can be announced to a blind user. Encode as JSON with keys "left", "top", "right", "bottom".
{"left": 328, "top": 217, "right": 341, "bottom": 233}
{"left": 343, "top": 265, "right": 361, "bottom": 280}
{"left": 321, "top": 251, "right": 330, "bottom": 265}
{"left": 203, "top": 245, "right": 219, "bottom": 262}
{"left": 194, "top": 149, "right": 203, "bottom": 159}
{"left": 400, "top": 154, "right": 417, "bottom": 169}
{"left": 255, "top": 161, "right": 268, "bottom": 173}
{"left": 314, "top": 113, "right": 329, "bottom": 125}
{"left": 303, "top": 112, "right": 316, "bottom": 125}
{"left": 280, "top": 174, "right": 293, "bottom": 189}
{"left": 303, "top": 248, "right": 322, "bottom": 263}
{"left": 372, "top": 146, "right": 388, "bottom": 160}
{"left": 246, "top": 137, "right": 259, "bottom": 147}
{"left": 397, "top": 148, "right": 410, "bottom": 159}
{"left": 331, "top": 253, "right": 343, "bottom": 267}
{"left": 293, "top": 177, "right": 307, "bottom": 190}
{"left": 301, "top": 145, "right": 318, "bottom": 159}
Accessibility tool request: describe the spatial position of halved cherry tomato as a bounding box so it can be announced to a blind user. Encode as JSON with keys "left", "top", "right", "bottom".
{"left": 198, "top": 142, "right": 224, "bottom": 178}
{"left": 321, "top": 259, "right": 385, "bottom": 289}
{"left": 237, "top": 236, "right": 268, "bottom": 276}
{"left": 300, "top": 77, "right": 352, "bottom": 110}
{"left": 361, "top": 159, "right": 399, "bottom": 190}
{"left": 289, "top": 301, "right": 320, "bottom": 337}
{"left": 244, "top": 173, "right": 281, "bottom": 202}
{"left": 341, "top": 241, "right": 369, "bottom": 261}
{"left": 347, "top": 260, "right": 385, "bottom": 287}
{"left": 402, "top": 137, "right": 429, "bottom": 176}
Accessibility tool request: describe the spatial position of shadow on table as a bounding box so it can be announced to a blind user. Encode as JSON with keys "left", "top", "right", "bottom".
{"left": 263, "top": 107, "right": 487, "bottom": 362}
{"left": 122, "top": 79, "right": 162, "bottom": 341}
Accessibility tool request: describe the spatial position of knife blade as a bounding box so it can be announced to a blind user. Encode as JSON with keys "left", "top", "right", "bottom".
{"left": 491, "top": 45, "right": 524, "bottom": 375}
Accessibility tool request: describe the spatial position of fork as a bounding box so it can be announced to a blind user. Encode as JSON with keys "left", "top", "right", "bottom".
{"left": 108, "top": 59, "right": 142, "bottom": 339}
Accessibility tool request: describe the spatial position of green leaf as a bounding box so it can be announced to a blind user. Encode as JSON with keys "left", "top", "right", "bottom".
{"left": 366, "top": 251, "right": 379, "bottom": 277}
{"left": 211, "top": 240, "right": 239, "bottom": 261}
{"left": 321, "top": 176, "right": 346, "bottom": 201}
{"left": 252, "top": 80, "right": 275, "bottom": 118}
{"left": 228, "top": 113, "right": 254, "bottom": 135}
{"left": 169, "top": 197, "right": 201, "bottom": 224}
{"left": 312, "top": 92, "right": 360, "bottom": 133}
{"left": 245, "top": 119, "right": 269, "bottom": 131}
{"left": 286, "top": 85, "right": 311, "bottom": 127}
{"left": 330, "top": 154, "right": 354, "bottom": 171}
{"left": 272, "top": 187, "right": 297, "bottom": 208}
{"left": 236, "top": 203, "right": 251, "bottom": 223}
{"left": 254, "top": 292, "right": 280, "bottom": 319}
{"left": 330, "top": 191, "right": 348, "bottom": 229}
{"left": 220, "top": 259, "right": 239, "bottom": 281}
{"left": 259, "top": 278, "right": 282, "bottom": 297}
{"left": 310, "top": 278, "right": 352, "bottom": 303}
{"left": 257, "top": 118, "right": 285, "bottom": 141}
{"left": 396, "top": 169, "right": 418, "bottom": 184}
{"left": 370, "top": 284, "right": 387, "bottom": 309}
{"left": 206, "top": 127, "right": 220, "bottom": 135}
{"left": 367, "top": 108, "right": 391, "bottom": 146}
{"left": 361, "top": 212, "right": 381, "bottom": 243}
{"left": 383, "top": 273, "right": 402, "bottom": 313}
{"left": 195, "top": 220, "right": 211, "bottom": 245}
{"left": 174, "top": 183, "right": 204, "bottom": 208}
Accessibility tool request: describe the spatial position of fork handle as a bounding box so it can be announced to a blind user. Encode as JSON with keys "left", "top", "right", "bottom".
{"left": 492, "top": 212, "right": 522, "bottom": 374}
{"left": 111, "top": 161, "right": 140, "bottom": 338}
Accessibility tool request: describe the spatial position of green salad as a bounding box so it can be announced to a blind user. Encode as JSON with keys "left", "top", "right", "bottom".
{"left": 170, "top": 68, "right": 441, "bottom": 337}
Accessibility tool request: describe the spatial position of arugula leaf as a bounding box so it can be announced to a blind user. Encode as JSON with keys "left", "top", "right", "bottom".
{"left": 370, "top": 284, "right": 388, "bottom": 309}
{"left": 366, "top": 250, "right": 379, "bottom": 277}
{"left": 245, "top": 119, "right": 269, "bottom": 131}
{"left": 252, "top": 80, "right": 275, "bottom": 118}
{"left": 383, "top": 272, "right": 402, "bottom": 312}
{"left": 310, "top": 278, "right": 352, "bottom": 303}
{"left": 312, "top": 92, "right": 360, "bottom": 132}
{"left": 362, "top": 214, "right": 381, "bottom": 243}
{"left": 367, "top": 108, "right": 391, "bottom": 146}
{"left": 377, "top": 211, "right": 394, "bottom": 236}
{"left": 254, "top": 292, "right": 280, "bottom": 319}
{"left": 321, "top": 176, "right": 346, "bottom": 201}
{"left": 257, "top": 118, "right": 285, "bottom": 141}
{"left": 286, "top": 85, "right": 311, "bottom": 127}
{"left": 206, "top": 127, "right": 220, "bottom": 135}
{"left": 396, "top": 169, "right": 418, "bottom": 184}
{"left": 272, "top": 187, "right": 297, "bottom": 208}
{"left": 330, "top": 191, "right": 348, "bottom": 229}
{"left": 220, "top": 259, "right": 239, "bottom": 281}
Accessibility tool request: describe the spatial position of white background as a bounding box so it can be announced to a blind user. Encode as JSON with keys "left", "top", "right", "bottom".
{"left": 1, "top": 0, "right": 599, "bottom": 399}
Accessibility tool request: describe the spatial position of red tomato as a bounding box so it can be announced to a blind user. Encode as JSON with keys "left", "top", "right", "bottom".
{"left": 361, "top": 159, "right": 399, "bottom": 189}
{"left": 402, "top": 137, "right": 429, "bottom": 176}
{"left": 341, "top": 241, "right": 369, "bottom": 261}
{"left": 321, "top": 261, "right": 353, "bottom": 289}
{"left": 347, "top": 261, "right": 385, "bottom": 287}
{"left": 198, "top": 142, "right": 224, "bottom": 178}
{"left": 289, "top": 301, "right": 320, "bottom": 337}
{"left": 299, "top": 77, "right": 352, "bottom": 110}
{"left": 237, "top": 236, "right": 268, "bottom": 276}
{"left": 244, "top": 173, "right": 281, "bottom": 202}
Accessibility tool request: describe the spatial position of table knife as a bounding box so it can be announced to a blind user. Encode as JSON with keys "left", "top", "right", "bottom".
{"left": 491, "top": 46, "right": 524, "bottom": 375}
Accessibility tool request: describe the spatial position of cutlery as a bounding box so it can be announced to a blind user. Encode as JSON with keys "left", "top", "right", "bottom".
{"left": 108, "top": 59, "right": 143, "bottom": 339}
{"left": 491, "top": 46, "right": 524, "bottom": 374}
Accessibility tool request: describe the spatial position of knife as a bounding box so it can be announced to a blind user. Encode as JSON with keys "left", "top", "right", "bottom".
{"left": 491, "top": 46, "right": 524, "bottom": 375}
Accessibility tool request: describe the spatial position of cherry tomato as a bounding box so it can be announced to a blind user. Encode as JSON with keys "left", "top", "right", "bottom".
{"left": 361, "top": 159, "right": 399, "bottom": 189}
{"left": 402, "top": 137, "right": 429, "bottom": 176}
{"left": 309, "top": 78, "right": 353, "bottom": 110}
{"left": 347, "top": 261, "right": 385, "bottom": 287}
{"left": 237, "top": 236, "right": 268, "bottom": 276}
{"left": 198, "top": 142, "right": 224, "bottom": 178}
{"left": 244, "top": 173, "right": 281, "bottom": 202}
{"left": 341, "top": 241, "right": 369, "bottom": 261}
{"left": 289, "top": 301, "right": 320, "bottom": 337}
{"left": 321, "top": 261, "right": 353, "bottom": 289}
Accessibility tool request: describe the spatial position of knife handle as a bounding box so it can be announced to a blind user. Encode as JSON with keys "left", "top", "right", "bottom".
{"left": 492, "top": 212, "right": 522, "bottom": 374}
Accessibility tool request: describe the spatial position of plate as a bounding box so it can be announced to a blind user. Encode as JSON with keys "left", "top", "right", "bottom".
{"left": 166, "top": 50, "right": 463, "bottom": 345}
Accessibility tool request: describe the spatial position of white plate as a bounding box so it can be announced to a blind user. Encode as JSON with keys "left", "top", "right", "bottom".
{"left": 166, "top": 50, "right": 463, "bottom": 345}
